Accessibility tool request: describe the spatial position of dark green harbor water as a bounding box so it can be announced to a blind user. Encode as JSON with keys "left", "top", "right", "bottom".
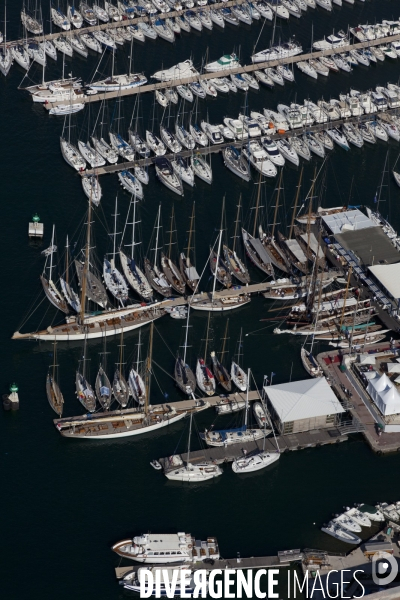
{"left": 2, "top": 1, "right": 400, "bottom": 598}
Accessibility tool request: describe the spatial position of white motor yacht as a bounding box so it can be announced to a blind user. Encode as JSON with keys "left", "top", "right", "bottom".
{"left": 49, "top": 103, "right": 85, "bottom": 116}
{"left": 189, "top": 81, "right": 206, "bottom": 98}
{"left": 313, "top": 31, "right": 348, "bottom": 51}
{"left": 343, "top": 508, "right": 371, "bottom": 528}
{"left": 201, "top": 121, "right": 224, "bottom": 145}
{"left": 176, "top": 85, "right": 193, "bottom": 102}
{"left": 321, "top": 521, "right": 361, "bottom": 545}
{"left": 223, "top": 146, "right": 251, "bottom": 181}
{"left": 263, "top": 109, "right": 289, "bottom": 131}
{"left": 261, "top": 137, "right": 285, "bottom": 165}
{"left": 68, "top": 5, "right": 83, "bottom": 28}
{"left": 251, "top": 39, "right": 301, "bottom": 63}
{"left": 243, "top": 141, "right": 277, "bottom": 177}
{"left": 89, "top": 73, "right": 147, "bottom": 92}
{"left": 333, "top": 514, "right": 362, "bottom": 533}
{"left": 277, "top": 104, "right": 303, "bottom": 129}
{"left": 112, "top": 533, "right": 220, "bottom": 563}
{"left": 238, "top": 114, "right": 262, "bottom": 138}
{"left": 223, "top": 118, "right": 248, "bottom": 140}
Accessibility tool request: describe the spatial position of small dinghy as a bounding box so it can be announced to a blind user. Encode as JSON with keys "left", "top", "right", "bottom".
{"left": 321, "top": 521, "right": 362, "bottom": 545}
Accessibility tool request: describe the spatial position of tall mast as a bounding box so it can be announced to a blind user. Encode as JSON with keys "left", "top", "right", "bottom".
{"left": 136, "top": 329, "right": 141, "bottom": 373}
{"left": 65, "top": 235, "right": 69, "bottom": 286}
{"left": 244, "top": 368, "right": 250, "bottom": 428}
{"left": 289, "top": 166, "right": 303, "bottom": 240}
{"left": 112, "top": 196, "right": 118, "bottom": 268}
{"left": 252, "top": 170, "right": 262, "bottom": 238}
{"left": 183, "top": 305, "right": 190, "bottom": 365}
{"left": 204, "top": 312, "right": 210, "bottom": 360}
{"left": 232, "top": 195, "right": 242, "bottom": 253}
{"left": 185, "top": 202, "right": 195, "bottom": 262}
{"left": 119, "top": 327, "right": 124, "bottom": 379}
{"left": 271, "top": 169, "right": 283, "bottom": 239}
{"left": 49, "top": 224, "right": 55, "bottom": 282}
{"left": 144, "top": 322, "right": 154, "bottom": 417}
{"left": 154, "top": 204, "right": 161, "bottom": 267}
{"left": 186, "top": 411, "right": 193, "bottom": 467}
{"left": 212, "top": 230, "right": 222, "bottom": 300}
{"left": 168, "top": 205, "right": 174, "bottom": 260}
{"left": 79, "top": 188, "right": 92, "bottom": 325}
{"left": 220, "top": 319, "right": 229, "bottom": 365}
{"left": 339, "top": 267, "right": 353, "bottom": 333}
{"left": 52, "top": 341, "right": 57, "bottom": 382}
{"left": 306, "top": 168, "right": 317, "bottom": 269}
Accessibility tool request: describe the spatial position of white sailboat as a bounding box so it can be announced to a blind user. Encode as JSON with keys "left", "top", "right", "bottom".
{"left": 232, "top": 376, "right": 280, "bottom": 473}
{"left": 128, "top": 331, "right": 146, "bottom": 405}
{"left": 60, "top": 235, "right": 81, "bottom": 313}
{"left": 120, "top": 197, "right": 153, "bottom": 303}
{"left": 0, "top": 2, "right": 13, "bottom": 76}
{"left": 231, "top": 329, "right": 247, "bottom": 391}
{"left": 165, "top": 412, "right": 223, "bottom": 482}
{"left": 40, "top": 225, "right": 69, "bottom": 314}
{"left": 196, "top": 313, "right": 216, "bottom": 396}
{"left": 103, "top": 197, "right": 129, "bottom": 306}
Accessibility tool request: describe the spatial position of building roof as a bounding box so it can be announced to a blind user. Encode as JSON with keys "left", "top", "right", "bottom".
{"left": 264, "top": 377, "right": 345, "bottom": 423}
{"left": 322, "top": 209, "right": 376, "bottom": 235}
{"left": 335, "top": 227, "right": 400, "bottom": 268}
{"left": 368, "top": 263, "right": 400, "bottom": 300}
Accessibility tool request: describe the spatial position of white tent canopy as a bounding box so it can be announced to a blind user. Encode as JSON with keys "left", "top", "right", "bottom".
{"left": 367, "top": 373, "right": 400, "bottom": 416}
{"left": 264, "top": 377, "right": 344, "bottom": 423}
{"left": 387, "top": 363, "right": 400, "bottom": 374}
{"left": 359, "top": 354, "right": 376, "bottom": 365}
{"left": 368, "top": 263, "right": 400, "bottom": 301}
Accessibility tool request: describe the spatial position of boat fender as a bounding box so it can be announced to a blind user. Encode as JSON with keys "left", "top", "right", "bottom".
{"left": 277, "top": 129, "right": 286, "bottom": 135}
{"left": 268, "top": 122, "right": 274, "bottom": 129}
{"left": 188, "top": 544, "right": 192, "bottom": 549}
{"left": 143, "top": 554, "right": 147, "bottom": 559}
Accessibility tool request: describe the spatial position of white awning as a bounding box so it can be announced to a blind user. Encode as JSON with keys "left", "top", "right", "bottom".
{"left": 264, "top": 377, "right": 344, "bottom": 423}
{"left": 387, "top": 363, "right": 400, "bottom": 374}
{"left": 322, "top": 209, "right": 376, "bottom": 235}
{"left": 367, "top": 373, "right": 400, "bottom": 416}
{"left": 368, "top": 263, "right": 400, "bottom": 300}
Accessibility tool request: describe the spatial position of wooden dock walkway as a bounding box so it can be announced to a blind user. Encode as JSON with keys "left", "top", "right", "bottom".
{"left": 44, "top": 30, "right": 400, "bottom": 110}
{"left": 158, "top": 427, "right": 347, "bottom": 468}
{"left": 84, "top": 111, "right": 395, "bottom": 177}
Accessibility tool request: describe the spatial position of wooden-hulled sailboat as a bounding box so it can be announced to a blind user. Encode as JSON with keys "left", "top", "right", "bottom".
{"left": 231, "top": 328, "right": 247, "bottom": 392}
{"left": 40, "top": 225, "right": 69, "bottom": 314}
{"left": 14, "top": 185, "right": 163, "bottom": 342}
{"left": 209, "top": 247, "right": 232, "bottom": 288}
{"left": 196, "top": 312, "right": 216, "bottom": 396}
{"left": 161, "top": 206, "right": 186, "bottom": 295}
{"left": 128, "top": 330, "right": 146, "bottom": 406}
{"left": 112, "top": 329, "right": 130, "bottom": 407}
{"left": 259, "top": 171, "right": 291, "bottom": 274}
{"left": 95, "top": 335, "right": 112, "bottom": 410}
{"left": 60, "top": 235, "right": 81, "bottom": 313}
{"left": 119, "top": 196, "right": 153, "bottom": 303}
{"left": 191, "top": 230, "right": 250, "bottom": 312}
{"left": 174, "top": 306, "right": 196, "bottom": 396}
{"left": 180, "top": 202, "right": 200, "bottom": 293}
{"left": 46, "top": 342, "right": 64, "bottom": 417}
{"left": 75, "top": 336, "right": 97, "bottom": 412}
{"left": 223, "top": 196, "right": 250, "bottom": 285}
{"left": 275, "top": 168, "right": 309, "bottom": 275}
{"left": 53, "top": 322, "right": 189, "bottom": 439}
{"left": 144, "top": 204, "right": 173, "bottom": 298}
{"left": 242, "top": 172, "right": 275, "bottom": 278}
{"left": 211, "top": 320, "right": 232, "bottom": 392}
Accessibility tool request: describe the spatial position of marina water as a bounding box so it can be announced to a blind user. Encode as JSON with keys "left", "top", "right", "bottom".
{"left": 3, "top": 0, "right": 400, "bottom": 597}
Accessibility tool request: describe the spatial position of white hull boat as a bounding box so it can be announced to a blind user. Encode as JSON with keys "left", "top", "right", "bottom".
{"left": 232, "top": 451, "right": 279, "bottom": 473}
